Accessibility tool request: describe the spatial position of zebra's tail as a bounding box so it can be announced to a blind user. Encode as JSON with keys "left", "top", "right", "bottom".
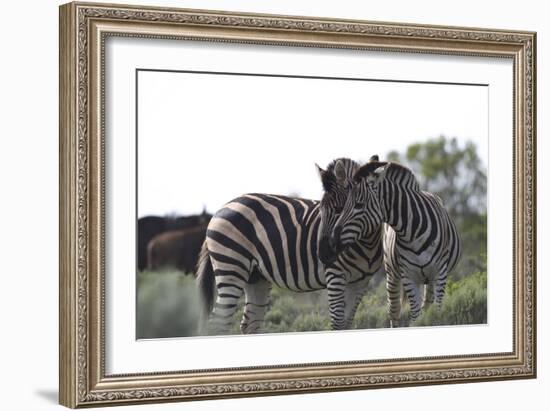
{"left": 196, "top": 240, "right": 215, "bottom": 328}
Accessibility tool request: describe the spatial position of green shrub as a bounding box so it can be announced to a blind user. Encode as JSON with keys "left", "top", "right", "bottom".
{"left": 352, "top": 281, "right": 390, "bottom": 329}
{"left": 292, "top": 312, "right": 331, "bottom": 332}
{"left": 136, "top": 271, "right": 200, "bottom": 338}
{"left": 414, "top": 270, "right": 487, "bottom": 326}
{"left": 135, "top": 267, "right": 487, "bottom": 338}
{"left": 262, "top": 288, "right": 330, "bottom": 333}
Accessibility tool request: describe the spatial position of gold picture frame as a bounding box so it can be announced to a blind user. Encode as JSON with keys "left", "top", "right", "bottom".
{"left": 59, "top": 1, "right": 536, "bottom": 408}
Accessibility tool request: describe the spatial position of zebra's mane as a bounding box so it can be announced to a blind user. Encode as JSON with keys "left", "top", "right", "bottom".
{"left": 325, "top": 157, "right": 360, "bottom": 175}
{"left": 320, "top": 158, "right": 360, "bottom": 191}
{"left": 354, "top": 161, "right": 420, "bottom": 191}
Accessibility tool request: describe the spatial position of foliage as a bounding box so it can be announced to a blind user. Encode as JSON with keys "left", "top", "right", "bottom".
{"left": 136, "top": 266, "right": 486, "bottom": 338}
{"left": 414, "top": 270, "right": 487, "bottom": 326}
{"left": 351, "top": 279, "right": 390, "bottom": 329}
{"left": 136, "top": 271, "right": 200, "bottom": 339}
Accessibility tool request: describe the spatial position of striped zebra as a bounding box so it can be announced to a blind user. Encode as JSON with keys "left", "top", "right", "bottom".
{"left": 196, "top": 158, "right": 385, "bottom": 334}
{"left": 326, "top": 160, "right": 461, "bottom": 326}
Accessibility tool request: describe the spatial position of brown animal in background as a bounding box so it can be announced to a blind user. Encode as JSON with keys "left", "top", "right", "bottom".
{"left": 147, "top": 223, "right": 208, "bottom": 274}
{"left": 137, "top": 210, "right": 212, "bottom": 271}
{"left": 137, "top": 216, "right": 168, "bottom": 271}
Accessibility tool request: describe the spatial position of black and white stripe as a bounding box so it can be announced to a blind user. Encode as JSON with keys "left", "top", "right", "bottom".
{"left": 196, "top": 159, "right": 384, "bottom": 334}
{"left": 329, "top": 161, "right": 461, "bottom": 326}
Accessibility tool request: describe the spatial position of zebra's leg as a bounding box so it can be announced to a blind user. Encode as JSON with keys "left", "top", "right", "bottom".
{"left": 402, "top": 277, "right": 423, "bottom": 324}
{"left": 326, "top": 269, "right": 347, "bottom": 330}
{"left": 386, "top": 264, "right": 402, "bottom": 328}
{"left": 343, "top": 276, "right": 371, "bottom": 329}
{"left": 434, "top": 271, "right": 448, "bottom": 306}
{"left": 207, "top": 276, "right": 245, "bottom": 335}
{"left": 422, "top": 281, "right": 435, "bottom": 310}
{"left": 240, "top": 278, "right": 272, "bottom": 334}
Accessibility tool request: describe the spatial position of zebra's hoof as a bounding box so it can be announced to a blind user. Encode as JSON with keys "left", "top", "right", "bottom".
{"left": 389, "top": 320, "right": 400, "bottom": 328}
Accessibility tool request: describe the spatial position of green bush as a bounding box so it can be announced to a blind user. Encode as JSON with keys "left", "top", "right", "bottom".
{"left": 289, "top": 312, "right": 330, "bottom": 332}
{"left": 414, "top": 270, "right": 487, "bottom": 326}
{"left": 136, "top": 267, "right": 487, "bottom": 338}
{"left": 136, "top": 271, "right": 200, "bottom": 338}
{"left": 352, "top": 280, "right": 390, "bottom": 329}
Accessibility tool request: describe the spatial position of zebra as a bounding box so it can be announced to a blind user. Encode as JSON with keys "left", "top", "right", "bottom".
{"left": 325, "top": 159, "right": 461, "bottom": 326}
{"left": 195, "top": 158, "right": 385, "bottom": 334}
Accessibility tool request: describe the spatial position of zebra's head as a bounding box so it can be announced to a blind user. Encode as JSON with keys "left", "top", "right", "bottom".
{"left": 329, "top": 159, "right": 390, "bottom": 254}
{"left": 316, "top": 158, "right": 359, "bottom": 265}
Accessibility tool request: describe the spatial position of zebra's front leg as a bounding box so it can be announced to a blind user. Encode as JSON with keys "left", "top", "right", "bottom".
{"left": 240, "top": 278, "right": 272, "bottom": 334}
{"left": 343, "top": 277, "right": 371, "bottom": 329}
{"left": 386, "top": 265, "right": 402, "bottom": 328}
{"left": 326, "top": 270, "right": 347, "bottom": 330}
{"left": 402, "top": 277, "right": 423, "bottom": 324}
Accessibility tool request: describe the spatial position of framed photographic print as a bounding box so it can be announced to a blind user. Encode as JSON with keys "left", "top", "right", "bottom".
{"left": 59, "top": 1, "right": 537, "bottom": 408}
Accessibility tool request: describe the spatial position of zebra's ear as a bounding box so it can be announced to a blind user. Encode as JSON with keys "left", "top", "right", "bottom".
{"left": 366, "top": 164, "right": 388, "bottom": 186}
{"left": 315, "top": 163, "right": 325, "bottom": 179}
{"left": 369, "top": 154, "right": 379, "bottom": 162}
{"left": 316, "top": 163, "right": 336, "bottom": 192}
{"left": 333, "top": 159, "right": 347, "bottom": 185}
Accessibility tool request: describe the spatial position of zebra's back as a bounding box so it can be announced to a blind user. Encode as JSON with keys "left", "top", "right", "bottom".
{"left": 205, "top": 193, "right": 326, "bottom": 291}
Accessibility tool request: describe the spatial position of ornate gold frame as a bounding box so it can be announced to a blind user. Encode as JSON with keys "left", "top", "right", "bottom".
{"left": 59, "top": 1, "right": 536, "bottom": 408}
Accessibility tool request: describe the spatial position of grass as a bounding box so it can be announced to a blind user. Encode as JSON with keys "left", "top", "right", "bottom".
{"left": 136, "top": 271, "right": 201, "bottom": 339}
{"left": 136, "top": 265, "right": 487, "bottom": 338}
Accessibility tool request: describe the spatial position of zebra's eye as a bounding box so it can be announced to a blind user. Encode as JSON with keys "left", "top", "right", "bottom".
{"left": 354, "top": 201, "right": 365, "bottom": 210}
{"left": 334, "top": 206, "right": 343, "bottom": 214}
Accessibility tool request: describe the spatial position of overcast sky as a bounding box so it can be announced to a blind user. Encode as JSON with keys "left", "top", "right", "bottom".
{"left": 137, "top": 70, "right": 488, "bottom": 217}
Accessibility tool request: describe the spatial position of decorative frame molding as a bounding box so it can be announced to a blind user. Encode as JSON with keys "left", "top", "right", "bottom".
{"left": 59, "top": 2, "right": 536, "bottom": 408}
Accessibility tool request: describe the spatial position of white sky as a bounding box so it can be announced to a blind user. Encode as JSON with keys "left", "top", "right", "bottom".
{"left": 137, "top": 71, "right": 487, "bottom": 217}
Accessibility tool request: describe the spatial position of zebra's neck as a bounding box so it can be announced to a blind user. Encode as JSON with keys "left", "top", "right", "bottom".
{"left": 378, "top": 182, "right": 425, "bottom": 242}
{"left": 357, "top": 223, "right": 384, "bottom": 248}
{"left": 304, "top": 200, "right": 321, "bottom": 227}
